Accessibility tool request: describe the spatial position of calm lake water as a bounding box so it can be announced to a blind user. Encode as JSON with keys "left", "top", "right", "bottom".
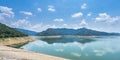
{"left": 21, "top": 36, "right": 120, "bottom": 60}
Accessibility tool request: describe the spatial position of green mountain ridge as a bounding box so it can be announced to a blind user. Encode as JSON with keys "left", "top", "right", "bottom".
{"left": 15, "top": 28, "right": 38, "bottom": 36}
{"left": 0, "top": 23, "right": 27, "bottom": 38}
{"left": 37, "top": 28, "right": 120, "bottom": 36}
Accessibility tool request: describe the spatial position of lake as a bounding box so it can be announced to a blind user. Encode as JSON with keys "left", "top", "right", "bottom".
{"left": 21, "top": 36, "right": 120, "bottom": 60}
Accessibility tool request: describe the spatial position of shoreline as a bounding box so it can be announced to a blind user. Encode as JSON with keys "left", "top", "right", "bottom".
{"left": 0, "top": 46, "right": 67, "bottom": 60}
{"left": 0, "top": 37, "right": 67, "bottom": 60}
{"left": 0, "top": 37, "right": 34, "bottom": 46}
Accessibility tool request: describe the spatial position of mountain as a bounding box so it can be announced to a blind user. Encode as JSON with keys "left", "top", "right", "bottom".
{"left": 0, "top": 23, "right": 27, "bottom": 38}
{"left": 37, "top": 28, "right": 120, "bottom": 36}
{"left": 76, "top": 28, "right": 120, "bottom": 36}
{"left": 15, "top": 28, "right": 38, "bottom": 36}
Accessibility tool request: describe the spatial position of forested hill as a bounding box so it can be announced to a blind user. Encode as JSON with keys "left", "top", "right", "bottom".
{"left": 0, "top": 23, "right": 27, "bottom": 38}
{"left": 37, "top": 28, "right": 120, "bottom": 36}
{"left": 15, "top": 28, "right": 38, "bottom": 36}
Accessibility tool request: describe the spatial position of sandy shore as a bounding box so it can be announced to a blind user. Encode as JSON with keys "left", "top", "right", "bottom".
{"left": 0, "top": 37, "right": 67, "bottom": 60}
{"left": 0, "top": 46, "right": 66, "bottom": 60}
{"left": 0, "top": 37, "right": 35, "bottom": 46}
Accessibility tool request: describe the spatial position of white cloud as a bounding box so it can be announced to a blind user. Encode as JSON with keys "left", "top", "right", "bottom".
{"left": 87, "top": 12, "right": 92, "bottom": 16}
{"left": 37, "top": 8, "right": 42, "bottom": 12}
{"left": 28, "top": 23, "right": 81, "bottom": 32}
{"left": 12, "top": 19, "right": 31, "bottom": 28}
{"left": 30, "top": 24, "right": 56, "bottom": 32}
{"left": 62, "top": 24, "right": 68, "bottom": 28}
{"left": 20, "top": 11, "right": 33, "bottom": 16}
{"left": 11, "top": 19, "right": 89, "bottom": 32}
{"left": 72, "top": 12, "right": 83, "bottom": 18}
{"left": 48, "top": 5, "right": 56, "bottom": 12}
{"left": 54, "top": 18, "right": 64, "bottom": 22}
{"left": 0, "top": 6, "right": 14, "bottom": 21}
{"left": 57, "top": 20, "right": 88, "bottom": 29}
{"left": 96, "top": 13, "right": 109, "bottom": 21}
{"left": 95, "top": 13, "right": 120, "bottom": 23}
{"left": 81, "top": 3, "right": 87, "bottom": 9}
{"left": 11, "top": 18, "right": 88, "bottom": 32}
{"left": 80, "top": 19, "right": 88, "bottom": 27}
{"left": 12, "top": 18, "right": 57, "bottom": 32}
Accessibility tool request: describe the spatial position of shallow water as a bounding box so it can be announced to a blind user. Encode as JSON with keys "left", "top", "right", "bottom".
{"left": 21, "top": 36, "right": 120, "bottom": 60}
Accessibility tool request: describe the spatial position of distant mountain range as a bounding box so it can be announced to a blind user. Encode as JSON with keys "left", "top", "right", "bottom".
{"left": 0, "top": 23, "right": 27, "bottom": 38}
{"left": 37, "top": 28, "right": 120, "bottom": 36}
{"left": 15, "top": 28, "right": 38, "bottom": 36}
{"left": 1, "top": 22, "right": 120, "bottom": 37}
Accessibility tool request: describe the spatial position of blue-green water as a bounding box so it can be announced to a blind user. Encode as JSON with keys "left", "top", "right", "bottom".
{"left": 21, "top": 36, "right": 120, "bottom": 60}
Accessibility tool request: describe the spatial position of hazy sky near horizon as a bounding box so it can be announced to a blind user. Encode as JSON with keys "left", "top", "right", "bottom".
{"left": 0, "top": 0, "right": 120, "bottom": 32}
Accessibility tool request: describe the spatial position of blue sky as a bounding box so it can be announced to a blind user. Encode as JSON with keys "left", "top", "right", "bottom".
{"left": 0, "top": 0, "right": 120, "bottom": 32}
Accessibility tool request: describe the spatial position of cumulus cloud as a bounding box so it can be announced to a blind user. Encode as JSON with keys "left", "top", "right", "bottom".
{"left": 11, "top": 18, "right": 88, "bottom": 32}
{"left": 95, "top": 13, "right": 120, "bottom": 23}
{"left": 48, "top": 5, "right": 56, "bottom": 12}
{"left": 72, "top": 12, "right": 83, "bottom": 18}
{"left": 12, "top": 19, "right": 31, "bottom": 28}
{"left": 54, "top": 18, "right": 64, "bottom": 22}
{"left": 11, "top": 19, "right": 89, "bottom": 32}
{"left": 37, "top": 8, "right": 42, "bottom": 12}
{"left": 81, "top": 3, "right": 87, "bottom": 9}
{"left": 29, "top": 23, "right": 85, "bottom": 32}
{"left": 87, "top": 12, "right": 92, "bottom": 16}
{"left": 30, "top": 24, "right": 57, "bottom": 32}
{"left": 0, "top": 6, "right": 14, "bottom": 21}
{"left": 12, "top": 18, "right": 57, "bottom": 32}
{"left": 80, "top": 19, "right": 88, "bottom": 27}
{"left": 60, "top": 20, "right": 88, "bottom": 29}
{"left": 62, "top": 24, "right": 68, "bottom": 28}
{"left": 20, "top": 11, "right": 33, "bottom": 16}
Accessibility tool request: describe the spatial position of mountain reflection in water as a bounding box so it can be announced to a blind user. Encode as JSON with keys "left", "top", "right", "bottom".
{"left": 39, "top": 37, "right": 96, "bottom": 44}
{"left": 21, "top": 36, "right": 120, "bottom": 60}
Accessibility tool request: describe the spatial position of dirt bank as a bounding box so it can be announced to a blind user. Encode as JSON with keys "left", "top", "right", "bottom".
{"left": 0, "top": 37, "right": 34, "bottom": 46}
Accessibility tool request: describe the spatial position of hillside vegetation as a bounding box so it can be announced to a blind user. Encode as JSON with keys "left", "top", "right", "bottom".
{"left": 0, "top": 23, "right": 27, "bottom": 38}
{"left": 37, "top": 28, "right": 120, "bottom": 36}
